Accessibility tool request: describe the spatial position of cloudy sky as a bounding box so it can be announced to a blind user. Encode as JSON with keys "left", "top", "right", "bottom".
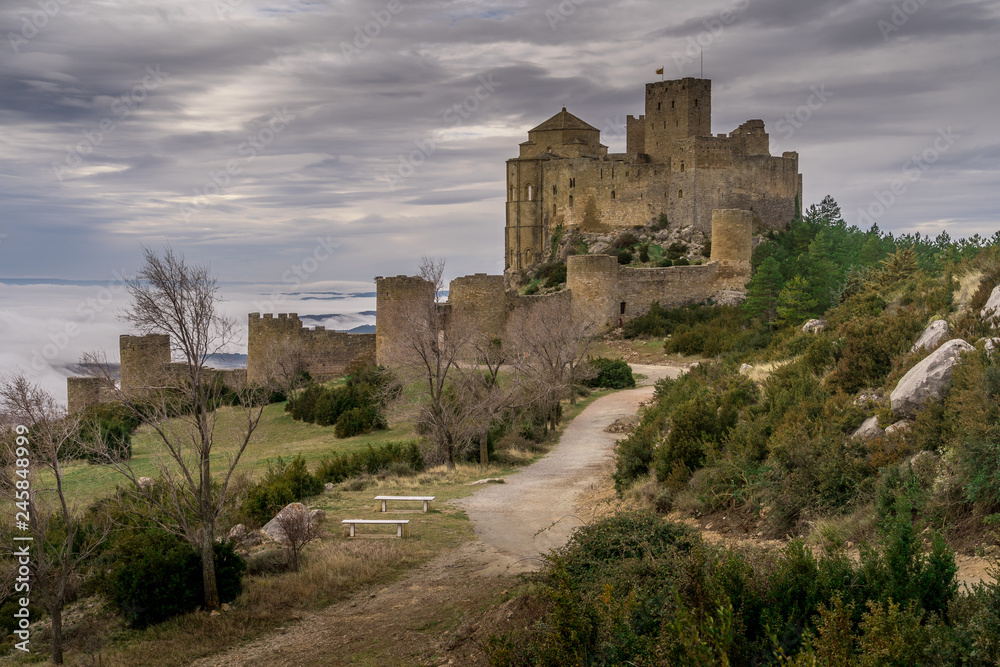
{"left": 1, "top": 0, "right": 998, "bottom": 284}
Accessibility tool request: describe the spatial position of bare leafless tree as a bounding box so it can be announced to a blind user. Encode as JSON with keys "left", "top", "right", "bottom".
{"left": 272, "top": 503, "right": 321, "bottom": 571}
{"left": 504, "top": 297, "right": 598, "bottom": 431}
{"left": 384, "top": 257, "right": 486, "bottom": 469}
{"left": 0, "top": 375, "right": 110, "bottom": 664}
{"left": 82, "top": 246, "right": 267, "bottom": 611}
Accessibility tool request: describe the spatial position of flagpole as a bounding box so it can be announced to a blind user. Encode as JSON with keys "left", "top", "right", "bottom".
{"left": 701, "top": 50, "right": 704, "bottom": 78}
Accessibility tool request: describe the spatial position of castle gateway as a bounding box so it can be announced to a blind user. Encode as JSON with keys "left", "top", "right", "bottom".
{"left": 505, "top": 77, "right": 802, "bottom": 275}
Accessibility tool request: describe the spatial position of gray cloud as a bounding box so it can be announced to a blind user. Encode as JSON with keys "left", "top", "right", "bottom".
{"left": 0, "top": 0, "right": 997, "bottom": 286}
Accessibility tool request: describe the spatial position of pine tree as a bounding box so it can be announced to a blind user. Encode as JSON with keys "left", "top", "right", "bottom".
{"left": 776, "top": 275, "right": 817, "bottom": 327}
{"left": 743, "top": 256, "right": 783, "bottom": 328}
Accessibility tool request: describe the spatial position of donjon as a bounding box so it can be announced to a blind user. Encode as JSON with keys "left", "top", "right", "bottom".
{"left": 506, "top": 77, "right": 802, "bottom": 276}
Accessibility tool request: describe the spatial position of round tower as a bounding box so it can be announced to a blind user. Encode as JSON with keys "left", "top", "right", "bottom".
{"left": 375, "top": 275, "right": 436, "bottom": 366}
{"left": 710, "top": 208, "right": 753, "bottom": 291}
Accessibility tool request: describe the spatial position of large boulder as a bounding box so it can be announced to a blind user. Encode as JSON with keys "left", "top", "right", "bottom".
{"left": 852, "top": 416, "right": 885, "bottom": 441}
{"left": 802, "top": 319, "right": 827, "bottom": 334}
{"left": 261, "top": 503, "right": 325, "bottom": 543}
{"left": 911, "top": 319, "right": 950, "bottom": 353}
{"left": 981, "top": 285, "right": 1000, "bottom": 324}
{"left": 890, "top": 339, "right": 974, "bottom": 418}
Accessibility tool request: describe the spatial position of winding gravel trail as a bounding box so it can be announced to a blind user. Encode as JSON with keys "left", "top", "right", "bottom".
{"left": 456, "top": 364, "right": 684, "bottom": 574}
{"left": 190, "top": 364, "right": 685, "bottom": 666}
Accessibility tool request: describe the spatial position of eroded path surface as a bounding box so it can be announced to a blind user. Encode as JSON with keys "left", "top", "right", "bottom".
{"left": 191, "top": 364, "right": 683, "bottom": 667}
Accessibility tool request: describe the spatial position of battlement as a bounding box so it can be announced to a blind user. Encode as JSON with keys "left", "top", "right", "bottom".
{"left": 247, "top": 311, "right": 375, "bottom": 384}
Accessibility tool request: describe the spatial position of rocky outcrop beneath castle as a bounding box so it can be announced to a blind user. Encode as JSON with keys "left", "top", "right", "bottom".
{"left": 890, "top": 339, "right": 974, "bottom": 418}
{"left": 911, "top": 319, "right": 950, "bottom": 352}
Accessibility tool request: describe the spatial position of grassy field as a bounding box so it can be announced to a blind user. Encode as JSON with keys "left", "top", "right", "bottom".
{"left": 8, "top": 387, "right": 613, "bottom": 665}
{"left": 53, "top": 401, "right": 418, "bottom": 508}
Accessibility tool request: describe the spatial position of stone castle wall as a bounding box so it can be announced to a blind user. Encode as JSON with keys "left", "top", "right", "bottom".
{"left": 505, "top": 76, "right": 802, "bottom": 276}
{"left": 119, "top": 334, "right": 170, "bottom": 396}
{"left": 374, "top": 275, "right": 436, "bottom": 366}
{"left": 66, "top": 377, "right": 116, "bottom": 414}
{"left": 248, "top": 313, "right": 375, "bottom": 384}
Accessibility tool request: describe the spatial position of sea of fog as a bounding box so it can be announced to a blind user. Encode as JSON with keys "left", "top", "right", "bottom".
{"left": 0, "top": 278, "right": 377, "bottom": 406}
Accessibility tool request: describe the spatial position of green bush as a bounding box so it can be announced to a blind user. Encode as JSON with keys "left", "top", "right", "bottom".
{"left": 286, "top": 366, "right": 397, "bottom": 435}
{"left": 583, "top": 357, "right": 635, "bottom": 389}
{"left": 100, "top": 529, "right": 245, "bottom": 628}
{"left": 316, "top": 441, "right": 424, "bottom": 484}
{"left": 617, "top": 249, "right": 633, "bottom": 265}
{"left": 487, "top": 508, "right": 970, "bottom": 666}
{"left": 334, "top": 406, "right": 386, "bottom": 438}
{"left": 75, "top": 402, "right": 140, "bottom": 462}
{"left": 243, "top": 454, "right": 324, "bottom": 525}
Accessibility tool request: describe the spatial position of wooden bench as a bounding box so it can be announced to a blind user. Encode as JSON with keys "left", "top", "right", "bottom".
{"left": 374, "top": 495, "right": 435, "bottom": 513}
{"left": 341, "top": 519, "right": 410, "bottom": 538}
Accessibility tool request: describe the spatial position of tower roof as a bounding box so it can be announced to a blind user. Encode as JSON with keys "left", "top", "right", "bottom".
{"left": 529, "top": 107, "right": 599, "bottom": 133}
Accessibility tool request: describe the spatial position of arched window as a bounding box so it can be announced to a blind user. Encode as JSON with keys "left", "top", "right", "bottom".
{"left": 611, "top": 190, "right": 616, "bottom": 200}
{"left": 680, "top": 162, "right": 685, "bottom": 173}
{"left": 694, "top": 99, "right": 699, "bottom": 108}
{"left": 678, "top": 189, "right": 684, "bottom": 199}
{"left": 552, "top": 204, "right": 557, "bottom": 216}
{"left": 525, "top": 184, "right": 534, "bottom": 201}
{"left": 671, "top": 100, "right": 675, "bottom": 109}
{"left": 657, "top": 102, "right": 661, "bottom": 111}
{"left": 509, "top": 185, "right": 515, "bottom": 200}
{"left": 552, "top": 185, "right": 557, "bottom": 195}
{"left": 569, "top": 194, "right": 574, "bottom": 208}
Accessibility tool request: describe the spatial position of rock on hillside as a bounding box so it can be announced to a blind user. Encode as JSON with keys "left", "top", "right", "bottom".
{"left": 890, "top": 339, "right": 974, "bottom": 418}
{"left": 802, "top": 319, "right": 827, "bottom": 334}
{"left": 911, "top": 319, "right": 950, "bottom": 352}
{"left": 261, "top": 503, "right": 326, "bottom": 543}
{"left": 983, "top": 285, "right": 1000, "bottom": 325}
{"left": 851, "top": 416, "right": 885, "bottom": 441}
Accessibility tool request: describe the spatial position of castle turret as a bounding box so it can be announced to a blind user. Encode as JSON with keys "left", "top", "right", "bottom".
{"left": 375, "top": 275, "right": 436, "bottom": 366}
{"left": 119, "top": 334, "right": 170, "bottom": 396}
{"left": 567, "top": 254, "right": 620, "bottom": 330}
{"left": 710, "top": 209, "right": 753, "bottom": 291}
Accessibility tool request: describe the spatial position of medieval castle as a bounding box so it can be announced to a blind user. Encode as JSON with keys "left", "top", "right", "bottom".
{"left": 67, "top": 77, "right": 800, "bottom": 412}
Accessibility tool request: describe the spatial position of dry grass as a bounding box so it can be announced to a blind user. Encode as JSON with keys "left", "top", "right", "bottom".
{"left": 954, "top": 269, "right": 984, "bottom": 313}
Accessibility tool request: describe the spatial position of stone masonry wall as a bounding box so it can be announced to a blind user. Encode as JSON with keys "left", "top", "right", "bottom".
{"left": 66, "top": 377, "right": 115, "bottom": 414}
{"left": 248, "top": 313, "right": 376, "bottom": 384}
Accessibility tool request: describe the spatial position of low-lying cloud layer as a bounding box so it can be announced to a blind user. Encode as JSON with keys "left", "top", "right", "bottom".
{"left": 1, "top": 0, "right": 998, "bottom": 287}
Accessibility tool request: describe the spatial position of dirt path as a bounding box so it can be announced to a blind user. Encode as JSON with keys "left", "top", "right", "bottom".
{"left": 457, "top": 364, "right": 682, "bottom": 576}
{"left": 191, "top": 364, "right": 684, "bottom": 666}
